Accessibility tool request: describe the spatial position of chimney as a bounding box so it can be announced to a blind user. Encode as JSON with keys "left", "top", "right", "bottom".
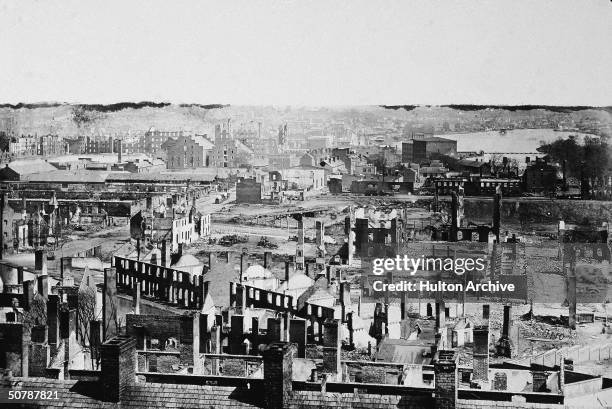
{"left": 240, "top": 253, "right": 249, "bottom": 281}
{"left": 208, "top": 252, "right": 216, "bottom": 271}
{"left": 496, "top": 305, "right": 513, "bottom": 358}
{"left": 295, "top": 218, "right": 305, "bottom": 270}
{"left": 251, "top": 317, "right": 260, "bottom": 351}
{"left": 22, "top": 280, "right": 35, "bottom": 311}
{"left": 47, "top": 295, "right": 60, "bottom": 348}
{"left": 267, "top": 318, "right": 282, "bottom": 343}
{"left": 322, "top": 319, "right": 341, "bottom": 381}
{"left": 435, "top": 300, "right": 446, "bottom": 333}
{"left": 284, "top": 261, "right": 290, "bottom": 283}
{"left": 502, "top": 305, "right": 511, "bottom": 338}
{"left": 100, "top": 335, "right": 136, "bottom": 402}
{"left": 103, "top": 268, "right": 118, "bottom": 341}
{"left": 59, "top": 304, "right": 77, "bottom": 369}
{"left": 472, "top": 325, "right": 490, "bottom": 382}
{"left": 493, "top": 187, "right": 502, "bottom": 243}
{"left": 263, "top": 342, "right": 296, "bottom": 409}
{"left": 434, "top": 350, "right": 457, "bottom": 409}
{"left": 34, "top": 249, "right": 47, "bottom": 275}
{"left": 161, "top": 240, "right": 170, "bottom": 267}
{"left": 132, "top": 280, "right": 141, "bottom": 315}
{"left": 37, "top": 274, "right": 48, "bottom": 299}
{"left": 568, "top": 259, "right": 577, "bottom": 330}
{"left": 263, "top": 251, "right": 272, "bottom": 269}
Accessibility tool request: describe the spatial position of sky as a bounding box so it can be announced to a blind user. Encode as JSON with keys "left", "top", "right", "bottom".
{"left": 1, "top": 0, "right": 611, "bottom": 106}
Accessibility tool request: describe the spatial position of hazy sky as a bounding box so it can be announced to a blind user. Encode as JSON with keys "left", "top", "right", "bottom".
{"left": 1, "top": 0, "right": 611, "bottom": 106}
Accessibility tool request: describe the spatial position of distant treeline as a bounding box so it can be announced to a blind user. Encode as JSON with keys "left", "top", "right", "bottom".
{"left": 380, "top": 104, "right": 612, "bottom": 113}
{"left": 0, "top": 102, "right": 229, "bottom": 111}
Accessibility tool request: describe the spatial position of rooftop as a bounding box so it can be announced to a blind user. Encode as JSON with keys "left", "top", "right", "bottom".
{"left": 3, "top": 159, "right": 57, "bottom": 175}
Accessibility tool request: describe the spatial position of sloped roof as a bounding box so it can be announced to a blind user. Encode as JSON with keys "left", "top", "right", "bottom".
{"left": 173, "top": 254, "right": 203, "bottom": 269}
{"left": 375, "top": 338, "right": 432, "bottom": 364}
{"left": 4, "top": 159, "right": 57, "bottom": 175}
{"left": 192, "top": 135, "right": 214, "bottom": 150}
{"left": 242, "top": 265, "right": 274, "bottom": 281}
{"left": 25, "top": 170, "right": 110, "bottom": 184}
{"left": 106, "top": 172, "right": 215, "bottom": 183}
{"left": 235, "top": 139, "right": 254, "bottom": 155}
{"left": 0, "top": 378, "right": 264, "bottom": 408}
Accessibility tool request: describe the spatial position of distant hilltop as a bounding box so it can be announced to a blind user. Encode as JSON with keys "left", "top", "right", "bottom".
{"left": 0, "top": 101, "right": 229, "bottom": 112}
{"left": 380, "top": 104, "right": 612, "bottom": 114}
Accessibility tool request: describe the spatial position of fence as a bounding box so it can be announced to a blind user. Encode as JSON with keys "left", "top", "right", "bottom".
{"left": 509, "top": 343, "right": 612, "bottom": 367}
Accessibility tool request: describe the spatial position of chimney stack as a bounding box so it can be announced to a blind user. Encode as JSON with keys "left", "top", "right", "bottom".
{"left": 322, "top": 319, "right": 341, "bottom": 381}
{"left": 263, "top": 343, "right": 296, "bottom": 409}
{"left": 496, "top": 305, "right": 513, "bottom": 358}
{"left": 239, "top": 253, "right": 248, "bottom": 280}
{"left": 473, "top": 325, "right": 490, "bottom": 382}
{"left": 284, "top": 261, "right": 291, "bottom": 283}
{"left": 100, "top": 335, "right": 136, "bottom": 402}
{"left": 263, "top": 251, "right": 272, "bottom": 269}
{"left": 434, "top": 350, "right": 457, "bottom": 409}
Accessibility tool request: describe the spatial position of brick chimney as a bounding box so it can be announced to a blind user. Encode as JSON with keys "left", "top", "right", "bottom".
{"left": 473, "top": 325, "right": 490, "bottom": 382}
{"left": 263, "top": 342, "right": 296, "bottom": 409}
{"left": 496, "top": 305, "right": 513, "bottom": 358}
{"left": 161, "top": 240, "right": 170, "bottom": 267}
{"left": 34, "top": 249, "right": 47, "bottom": 275}
{"left": 240, "top": 253, "right": 249, "bottom": 281}
{"left": 263, "top": 252, "right": 272, "bottom": 269}
{"left": 100, "top": 335, "right": 136, "bottom": 402}
{"left": 322, "top": 319, "right": 341, "bottom": 381}
{"left": 434, "top": 350, "right": 457, "bottom": 409}
{"left": 102, "top": 268, "right": 118, "bottom": 341}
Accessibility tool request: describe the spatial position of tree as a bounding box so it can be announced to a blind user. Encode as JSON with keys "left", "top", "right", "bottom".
{"left": 0, "top": 131, "right": 11, "bottom": 152}
{"left": 538, "top": 136, "right": 610, "bottom": 197}
{"left": 536, "top": 136, "right": 583, "bottom": 177}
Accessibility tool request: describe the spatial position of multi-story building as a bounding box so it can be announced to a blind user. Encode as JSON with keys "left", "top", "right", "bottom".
{"left": 8, "top": 134, "right": 64, "bottom": 157}
{"left": 411, "top": 137, "right": 457, "bottom": 162}
{"left": 145, "top": 128, "right": 189, "bottom": 156}
{"left": 163, "top": 134, "right": 213, "bottom": 169}
{"left": 210, "top": 125, "right": 253, "bottom": 168}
